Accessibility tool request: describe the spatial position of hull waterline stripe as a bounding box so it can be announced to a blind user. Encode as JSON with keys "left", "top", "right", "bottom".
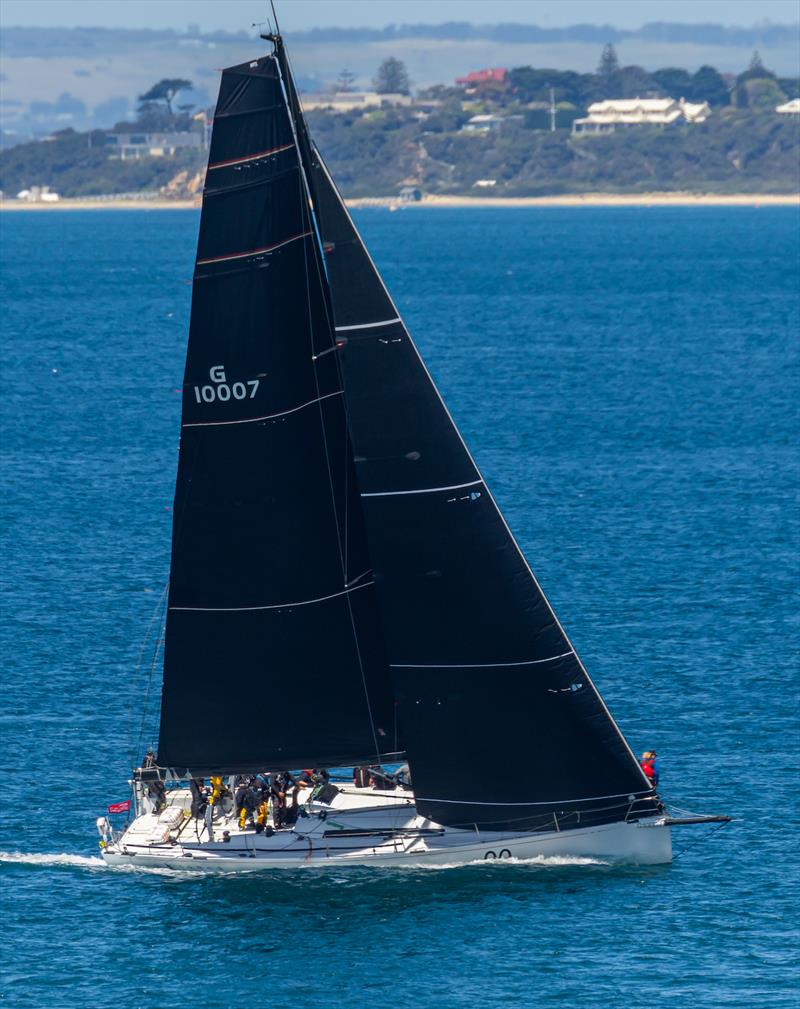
{"left": 170, "top": 579, "right": 373, "bottom": 613}
{"left": 391, "top": 651, "right": 575, "bottom": 669}
{"left": 196, "top": 230, "right": 311, "bottom": 266}
{"left": 335, "top": 318, "right": 401, "bottom": 332}
{"left": 208, "top": 142, "right": 294, "bottom": 170}
{"left": 182, "top": 390, "right": 343, "bottom": 428}
{"left": 416, "top": 790, "right": 656, "bottom": 807}
{"left": 361, "top": 479, "right": 483, "bottom": 498}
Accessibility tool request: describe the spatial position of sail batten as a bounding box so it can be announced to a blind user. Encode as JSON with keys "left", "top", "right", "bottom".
{"left": 208, "top": 142, "right": 295, "bottom": 170}
{"left": 390, "top": 652, "right": 575, "bottom": 669}
{"left": 196, "top": 230, "right": 311, "bottom": 265}
{"left": 169, "top": 579, "right": 375, "bottom": 613}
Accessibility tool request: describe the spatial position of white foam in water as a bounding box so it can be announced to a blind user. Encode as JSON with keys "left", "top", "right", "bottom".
{"left": 403, "top": 854, "right": 609, "bottom": 871}
{"left": 0, "top": 850, "right": 185, "bottom": 877}
{"left": 0, "top": 851, "right": 608, "bottom": 874}
{"left": 0, "top": 851, "right": 106, "bottom": 869}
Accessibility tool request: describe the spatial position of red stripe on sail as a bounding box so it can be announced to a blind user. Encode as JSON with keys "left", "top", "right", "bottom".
{"left": 207, "top": 142, "right": 295, "bottom": 170}
{"left": 196, "top": 231, "right": 311, "bottom": 266}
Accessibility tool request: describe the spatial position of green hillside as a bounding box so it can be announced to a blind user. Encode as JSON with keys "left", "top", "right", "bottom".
{"left": 2, "top": 52, "right": 798, "bottom": 199}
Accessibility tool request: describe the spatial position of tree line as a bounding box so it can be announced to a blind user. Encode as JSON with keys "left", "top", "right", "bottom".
{"left": 442, "top": 46, "right": 798, "bottom": 110}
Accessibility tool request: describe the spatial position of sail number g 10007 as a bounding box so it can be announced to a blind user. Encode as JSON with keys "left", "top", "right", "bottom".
{"left": 192, "top": 365, "right": 260, "bottom": 404}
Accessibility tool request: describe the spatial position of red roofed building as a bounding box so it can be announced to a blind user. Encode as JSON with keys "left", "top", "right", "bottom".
{"left": 455, "top": 68, "right": 507, "bottom": 87}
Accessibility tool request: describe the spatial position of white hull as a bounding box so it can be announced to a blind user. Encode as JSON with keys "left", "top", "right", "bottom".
{"left": 100, "top": 786, "right": 672, "bottom": 871}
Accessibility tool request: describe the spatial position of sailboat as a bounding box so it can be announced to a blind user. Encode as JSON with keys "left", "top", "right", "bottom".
{"left": 98, "top": 27, "right": 729, "bottom": 871}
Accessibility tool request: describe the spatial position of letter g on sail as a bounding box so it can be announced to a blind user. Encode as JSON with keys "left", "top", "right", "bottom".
{"left": 192, "top": 366, "right": 261, "bottom": 405}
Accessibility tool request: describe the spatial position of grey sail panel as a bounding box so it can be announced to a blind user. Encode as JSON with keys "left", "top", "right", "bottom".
{"left": 157, "top": 56, "right": 395, "bottom": 776}
{"left": 310, "top": 149, "right": 652, "bottom": 829}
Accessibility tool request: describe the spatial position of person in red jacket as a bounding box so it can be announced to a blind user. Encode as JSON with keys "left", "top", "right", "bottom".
{"left": 640, "top": 751, "right": 660, "bottom": 787}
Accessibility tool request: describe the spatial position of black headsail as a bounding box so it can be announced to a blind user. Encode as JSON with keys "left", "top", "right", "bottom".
{"left": 308, "top": 149, "right": 654, "bottom": 830}
{"left": 157, "top": 48, "right": 396, "bottom": 776}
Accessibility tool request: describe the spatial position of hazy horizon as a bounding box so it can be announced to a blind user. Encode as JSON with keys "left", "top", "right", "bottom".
{"left": 1, "top": 2, "right": 798, "bottom": 139}
{"left": 2, "top": 0, "right": 799, "bottom": 33}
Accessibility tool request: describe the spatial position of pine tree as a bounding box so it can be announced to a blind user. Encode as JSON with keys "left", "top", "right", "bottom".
{"left": 335, "top": 69, "right": 356, "bottom": 93}
{"left": 137, "top": 79, "right": 193, "bottom": 117}
{"left": 373, "top": 58, "right": 411, "bottom": 95}
{"left": 597, "top": 44, "right": 619, "bottom": 78}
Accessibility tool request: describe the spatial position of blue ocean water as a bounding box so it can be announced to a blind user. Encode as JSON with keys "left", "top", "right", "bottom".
{"left": 1, "top": 206, "right": 798, "bottom": 1008}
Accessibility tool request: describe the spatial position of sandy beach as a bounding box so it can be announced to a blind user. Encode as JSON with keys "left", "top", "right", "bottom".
{"left": 352, "top": 193, "right": 800, "bottom": 208}
{"left": 1, "top": 193, "right": 797, "bottom": 211}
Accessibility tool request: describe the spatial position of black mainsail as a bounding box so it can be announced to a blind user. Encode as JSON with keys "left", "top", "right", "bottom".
{"left": 308, "top": 149, "right": 653, "bottom": 830}
{"left": 157, "top": 54, "right": 395, "bottom": 775}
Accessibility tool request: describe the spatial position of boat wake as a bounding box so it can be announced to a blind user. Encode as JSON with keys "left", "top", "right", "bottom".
{"left": 0, "top": 850, "right": 185, "bottom": 877}
{"left": 404, "top": 854, "right": 610, "bottom": 871}
{"left": 0, "top": 851, "right": 106, "bottom": 870}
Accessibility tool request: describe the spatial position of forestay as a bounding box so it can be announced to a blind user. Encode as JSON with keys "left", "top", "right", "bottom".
{"left": 309, "top": 148, "right": 653, "bottom": 830}
{"left": 157, "top": 56, "right": 396, "bottom": 775}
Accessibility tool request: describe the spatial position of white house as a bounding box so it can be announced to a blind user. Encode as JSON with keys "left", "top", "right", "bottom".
{"left": 775, "top": 98, "right": 800, "bottom": 116}
{"left": 16, "top": 186, "right": 60, "bottom": 202}
{"left": 572, "top": 98, "right": 711, "bottom": 135}
{"left": 300, "top": 92, "right": 412, "bottom": 112}
{"left": 461, "top": 113, "right": 522, "bottom": 132}
{"left": 105, "top": 132, "right": 205, "bottom": 159}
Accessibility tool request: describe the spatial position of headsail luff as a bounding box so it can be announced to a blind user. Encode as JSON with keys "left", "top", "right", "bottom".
{"left": 157, "top": 54, "right": 396, "bottom": 775}
{"left": 309, "top": 148, "right": 653, "bottom": 830}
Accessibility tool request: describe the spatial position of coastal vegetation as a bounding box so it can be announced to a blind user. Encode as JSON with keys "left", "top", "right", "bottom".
{"left": 1, "top": 52, "right": 797, "bottom": 199}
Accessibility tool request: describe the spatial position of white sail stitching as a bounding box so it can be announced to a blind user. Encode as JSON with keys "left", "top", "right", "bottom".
{"left": 391, "top": 651, "right": 575, "bottom": 669}
{"left": 335, "top": 318, "right": 401, "bottom": 332}
{"left": 170, "top": 579, "right": 373, "bottom": 612}
{"left": 361, "top": 480, "right": 483, "bottom": 498}
{"left": 182, "top": 390, "right": 342, "bottom": 428}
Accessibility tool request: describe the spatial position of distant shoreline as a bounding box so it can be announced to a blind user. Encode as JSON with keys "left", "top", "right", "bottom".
{"left": 2, "top": 193, "right": 798, "bottom": 211}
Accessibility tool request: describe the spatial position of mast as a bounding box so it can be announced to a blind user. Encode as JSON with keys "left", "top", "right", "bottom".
{"left": 156, "top": 43, "right": 396, "bottom": 776}
{"left": 307, "top": 147, "right": 654, "bottom": 831}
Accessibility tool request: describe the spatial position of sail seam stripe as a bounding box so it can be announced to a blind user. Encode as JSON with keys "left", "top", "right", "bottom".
{"left": 417, "top": 790, "right": 654, "bottom": 807}
{"left": 196, "top": 230, "right": 311, "bottom": 265}
{"left": 391, "top": 651, "right": 574, "bottom": 669}
{"left": 213, "top": 102, "right": 285, "bottom": 119}
{"left": 169, "top": 580, "right": 373, "bottom": 612}
{"left": 182, "top": 390, "right": 342, "bottom": 428}
{"left": 335, "top": 318, "right": 401, "bottom": 332}
{"left": 361, "top": 480, "right": 483, "bottom": 498}
{"left": 207, "top": 142, "right": 295, "bottom": 170}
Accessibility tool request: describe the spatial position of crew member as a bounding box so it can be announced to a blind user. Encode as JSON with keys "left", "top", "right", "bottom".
{"left": 189, "top": 777, "right": 208, "bottom": 819}
{"left": 142, "top": 748, "right": 167, "bottom": 812}
{"left": 209, "top": 775, "right": 230, "bottom": 817}
{"left": 235, "top": 779, "right": 258, "bottom": 830}
{"left": 640, "top": 751, "right": 660, "bottom": 787}
{"left": 270, "top": 771, "right": 296, "bottom": 829}
{"left": 256, "top": 794, "right": 271, "bottom": 832}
